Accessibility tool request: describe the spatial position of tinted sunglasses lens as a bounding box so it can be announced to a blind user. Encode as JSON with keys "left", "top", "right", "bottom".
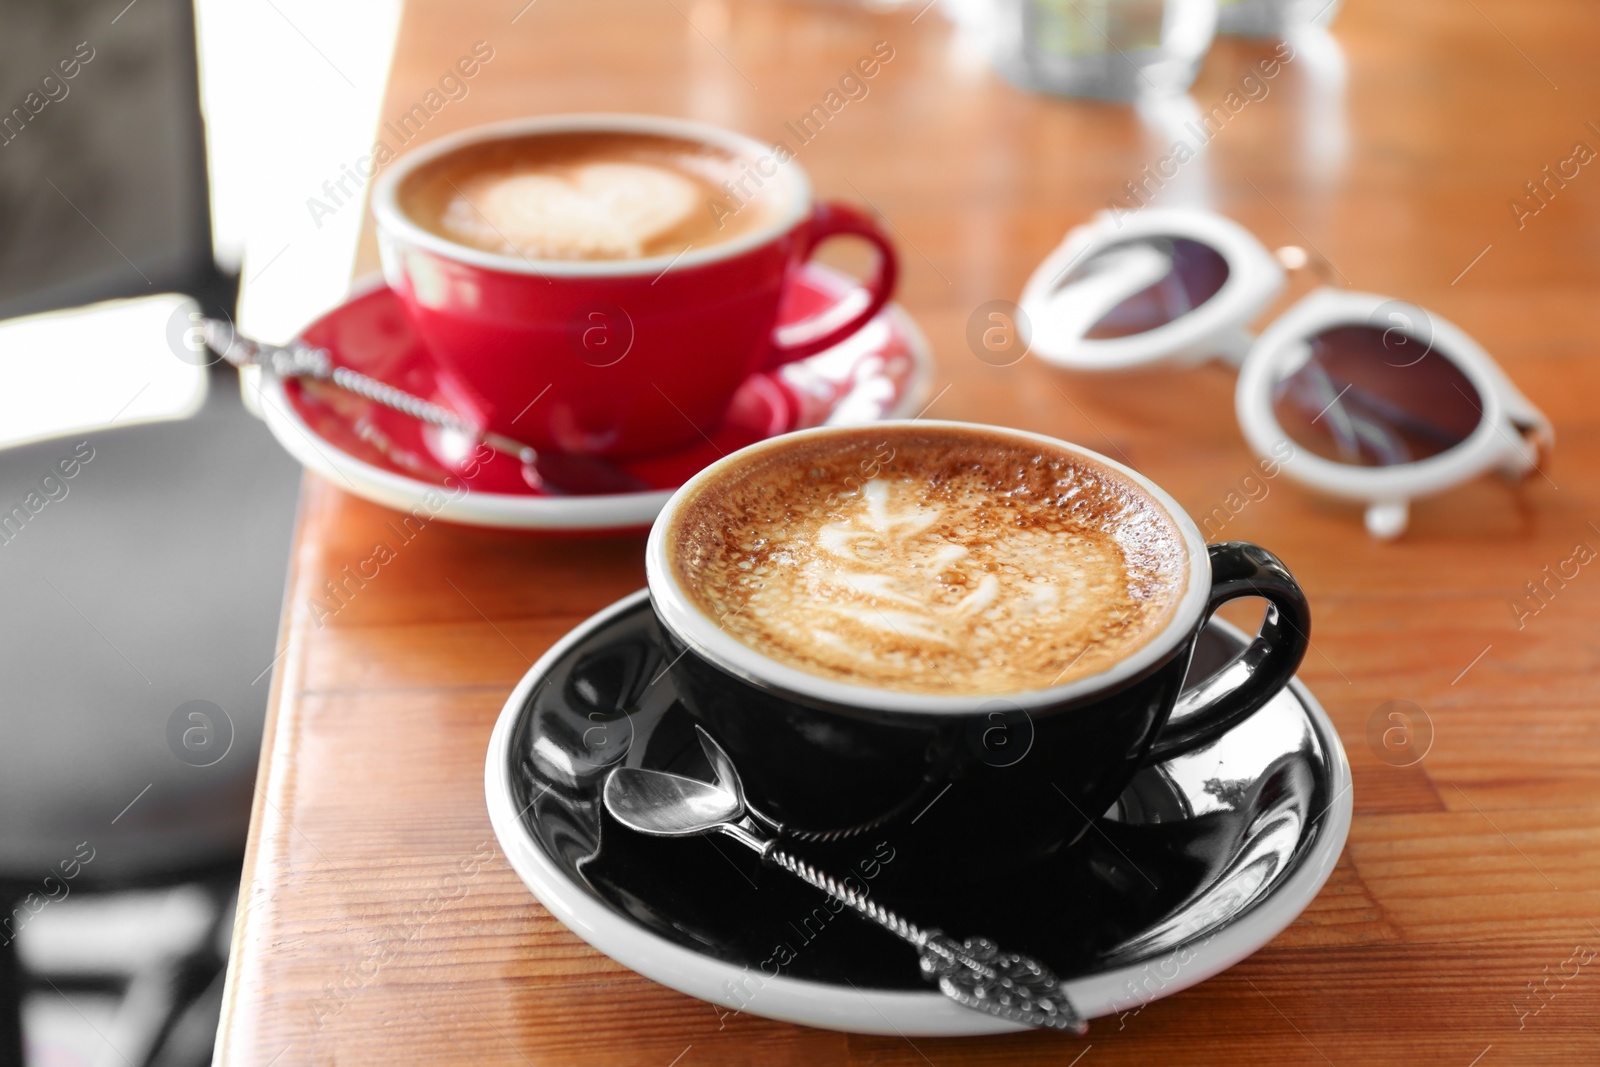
{"left": 1084, "top": 237, "right": 1231, "bottom": 339}
{"left": 1271, "top": 324, "right": 1483, "bottom": 467}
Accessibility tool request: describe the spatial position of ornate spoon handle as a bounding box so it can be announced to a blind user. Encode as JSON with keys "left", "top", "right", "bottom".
{"left": 199, "top": 320, "right": 648, "bottom": 494}
{"left": 760, "top": 842, "right": 1087, "bottom": 1034}
{"left": 201, "top": 321, "right": 536, "bottom": 460}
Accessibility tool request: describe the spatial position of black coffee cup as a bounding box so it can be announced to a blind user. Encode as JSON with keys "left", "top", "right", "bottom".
{"left": 644, "top": 421, "right": 1310, "bottom": 884}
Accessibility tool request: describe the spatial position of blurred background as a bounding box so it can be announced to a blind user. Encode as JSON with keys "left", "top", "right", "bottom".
{"left": 1, "top": 2, "right": 398, "bottom": 1064}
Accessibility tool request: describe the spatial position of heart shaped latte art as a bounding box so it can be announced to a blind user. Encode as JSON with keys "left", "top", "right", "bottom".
{"left": 443, "top": 163, "right": 701, "bottom": 260}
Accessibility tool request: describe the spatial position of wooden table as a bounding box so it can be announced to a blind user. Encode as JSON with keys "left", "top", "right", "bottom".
{"left": 216, "top": 1, "right": 1600, "bottom": 1062}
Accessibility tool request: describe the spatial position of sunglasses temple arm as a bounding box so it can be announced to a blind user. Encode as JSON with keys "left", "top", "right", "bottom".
{"left": 1492, "top": 427, "right": 1545, "bottom": 480}
{"left": 1480, "top": 365, "right": 1554, "bottom": 478}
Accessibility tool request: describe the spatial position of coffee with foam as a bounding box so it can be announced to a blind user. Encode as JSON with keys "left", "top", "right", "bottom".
{"left": 669, "top": 426, "right": 1189, "bottom": 696}
{"left": 399, "top": 131, "right": 785, "bottom": 261}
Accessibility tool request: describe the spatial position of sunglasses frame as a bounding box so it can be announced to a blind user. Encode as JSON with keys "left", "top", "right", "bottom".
{"left": 1237, "top": 288, "right": 1551, "bottom": 538}
{"left": 1021, "top": 208, "right": 1553, "bottom": 539}
{"left": 1021, "top": 208, "right": 1285, "bottom": 370}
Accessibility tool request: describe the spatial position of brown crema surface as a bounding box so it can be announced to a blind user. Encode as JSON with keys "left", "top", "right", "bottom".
{"left": 669, "top": 427, "right": 1189, "bottom": 696}
{"left": 399, "top": 131, "right": 783, "bottom": 260}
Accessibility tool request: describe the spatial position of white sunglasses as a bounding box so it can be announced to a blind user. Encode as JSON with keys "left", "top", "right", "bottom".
{"left": 1019, "top": 208, "right": 1553, "bottom": 539}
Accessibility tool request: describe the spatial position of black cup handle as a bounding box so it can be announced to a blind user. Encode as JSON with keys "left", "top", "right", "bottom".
{"left": 1141, "top": 542, "right": 1311, "bottom": 766}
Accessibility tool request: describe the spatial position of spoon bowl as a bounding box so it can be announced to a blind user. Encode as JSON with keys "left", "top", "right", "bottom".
{"left": 603, "top": 766, "right": 743, "bottom": 836}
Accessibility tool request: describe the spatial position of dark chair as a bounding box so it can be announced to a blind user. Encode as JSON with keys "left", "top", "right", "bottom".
{"left": 0, "top": 364, "right": 302, "bottom": 1065}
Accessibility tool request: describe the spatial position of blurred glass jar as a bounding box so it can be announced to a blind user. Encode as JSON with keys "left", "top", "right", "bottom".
{"left": 987, "top": 0, "right": 1219, "bottom": 100}
{"left": 1216, "top": 0, "right": 1340, "bottom": 37}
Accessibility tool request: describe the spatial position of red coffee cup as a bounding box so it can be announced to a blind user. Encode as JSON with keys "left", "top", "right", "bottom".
{"left": 371, "top": 114, "right": 899, "bottom": 459}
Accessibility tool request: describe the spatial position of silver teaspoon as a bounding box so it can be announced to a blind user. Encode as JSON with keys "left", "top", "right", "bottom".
{"left": 200, "top": 319, "right": 649, "bottom": 496}
{"left": 601, "top": 727, "right": 1088, "bottom": 1034}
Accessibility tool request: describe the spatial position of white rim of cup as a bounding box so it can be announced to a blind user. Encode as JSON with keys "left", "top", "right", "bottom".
{"left": 644, "top": 420, "right": 1215, "bottom": 716}
{"left": 370, "top": 113, "right": 813, "bottom": 278}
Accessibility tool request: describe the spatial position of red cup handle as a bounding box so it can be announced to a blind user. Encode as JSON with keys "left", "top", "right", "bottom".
{"left": 763, "top": 201, "right": 899, "bottom": 368}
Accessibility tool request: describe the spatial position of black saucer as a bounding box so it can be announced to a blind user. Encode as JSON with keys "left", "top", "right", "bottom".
{"left": 493, "top": 590, "right": 1348, "bottom": 1023}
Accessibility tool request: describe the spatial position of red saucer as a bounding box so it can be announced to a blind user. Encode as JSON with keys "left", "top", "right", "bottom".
{"left": 256, "top": 265, "right": 933, "bottom": 530}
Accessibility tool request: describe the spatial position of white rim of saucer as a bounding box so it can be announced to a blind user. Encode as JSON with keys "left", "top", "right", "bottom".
{"left": 370, "top": 113, "right": 813, "bottom": 278}
{"left": 644, "top": 421, "right": 1214, "bottom": 716}
{"left": 251, "top": 272, "right": 935, "bottom": 531}
{"left": 483, "top": 590, "right": 1354, "bottom": 1037}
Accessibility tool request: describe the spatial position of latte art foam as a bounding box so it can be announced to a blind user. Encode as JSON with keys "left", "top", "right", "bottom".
{"left": 442, "top": 162, "right": 701, "bottom": 260}
{"left": 670, "top": 428, "right": 1189, "bottom": 696}
{"left": 399, "top": 131, "right": 786, "bottom": 261}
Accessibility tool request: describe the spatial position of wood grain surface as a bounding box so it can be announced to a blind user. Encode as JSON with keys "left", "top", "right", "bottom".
{"left": 216, "top": 1, "right": 1600, "bottom": 1062}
